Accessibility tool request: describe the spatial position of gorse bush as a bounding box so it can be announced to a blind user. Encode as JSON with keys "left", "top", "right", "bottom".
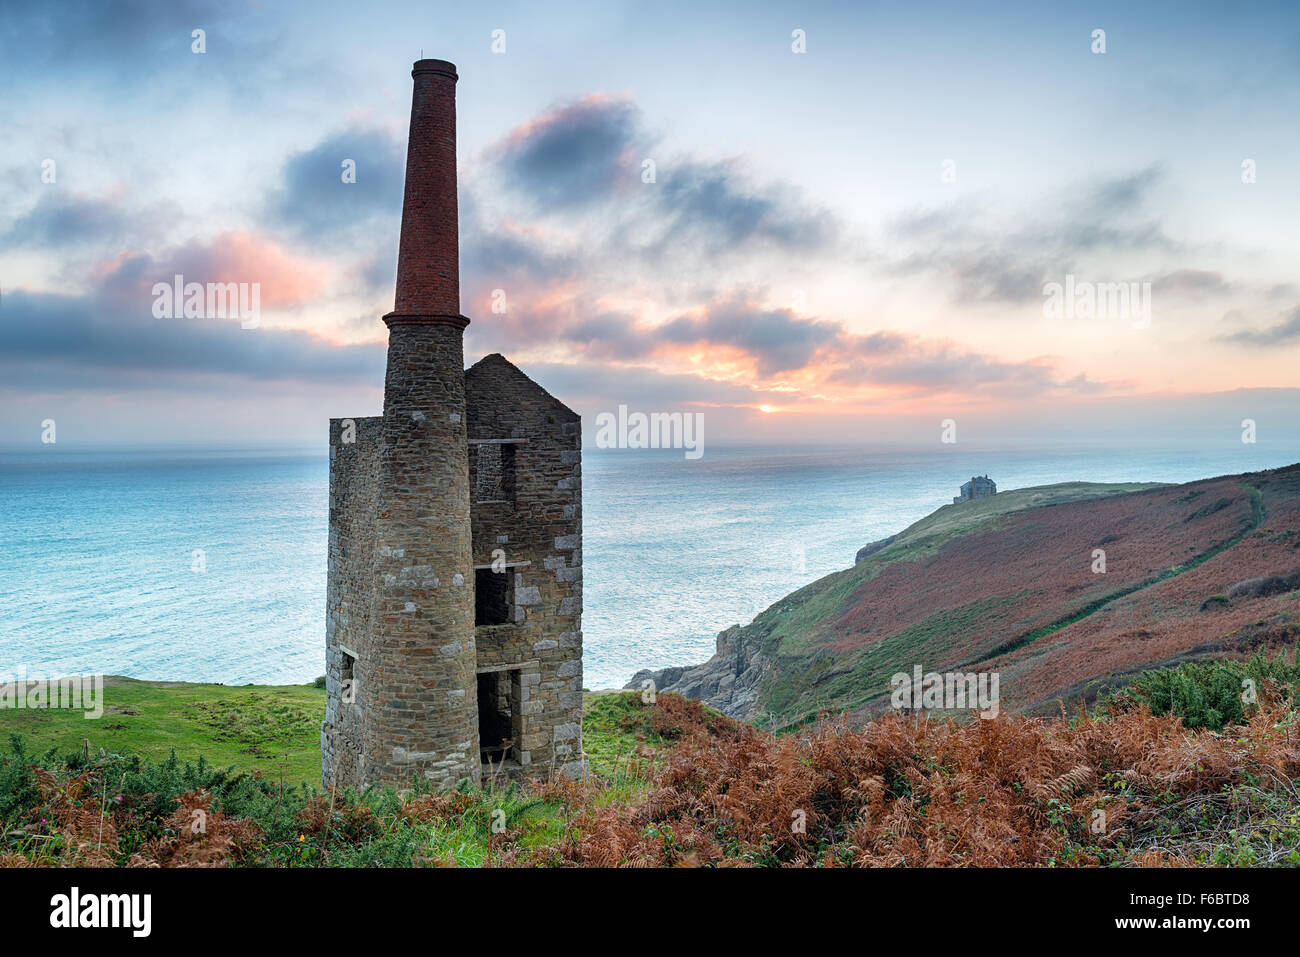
{"left": 0, "top": 735, "right": 40, "bottom": 823}
{"left": 1106, "top": 649, "right": 1300, "bottom": 730}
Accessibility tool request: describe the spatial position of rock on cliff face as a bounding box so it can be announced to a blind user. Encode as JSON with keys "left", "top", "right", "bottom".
{"left": 624, "top": 624, "right": 767, "bottom": 720}
{"left": 854, "top": 532, "right": 898, "bottom": 564}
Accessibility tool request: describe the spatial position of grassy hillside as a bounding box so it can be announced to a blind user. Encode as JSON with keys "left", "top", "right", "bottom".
{"left": 0, "top": 677, "right": 325, "bottom": 788}
{"left": 683, "top": 467, "right": 1300, "bottom": 731}
{"left": 691, "top": 484, "right": 1146, "bottom": 715}
{"left": 0, "top": 682, "right": 679, "bottom": 867}
{"left": 0, "top": 679, "right": 672, "bottom": 793}
{"left": 858, "top": 481, "right": 1167, "bottom": 563}
{"left": 715, "top": 482, "right": 1173, "bottom": 726}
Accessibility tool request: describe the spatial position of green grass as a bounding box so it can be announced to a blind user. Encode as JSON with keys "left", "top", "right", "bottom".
{"left": 764, "top": 592, "right": 1026, "bottom": 730}
{"left": 0, "top": 688, "right": 680, "bottom": 867}
{"left": 0, "top": 676, "right": 325, "bottom": 788}
{"left": 0, "top": 678, "right": 662, "bottom": 795}
{"left": 581, "top": 691, "right": 674, "bottom": 805}
{"left": 583, "top": 692, "right": 662, "bottom": 775}
{"left": 390, "top": 785, "right": 573, "bottom": 867}
{"left": 3, "top": 680, "right": 1297, "bottom": 866}
{"left": 865, "top": 482, "right": 1167, "bottom": 563}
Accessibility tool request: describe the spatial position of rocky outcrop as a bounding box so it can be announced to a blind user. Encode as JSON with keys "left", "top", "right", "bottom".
{"left": 624, "top": 624, "right": 767, "bottom": 720}
{"left": 854, "top": 533, "right": 898, "bottom": 564}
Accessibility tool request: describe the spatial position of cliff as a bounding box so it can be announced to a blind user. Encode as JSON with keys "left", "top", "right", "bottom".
{"left": 628, "top": 466, "right": 1300, "bottom": 730}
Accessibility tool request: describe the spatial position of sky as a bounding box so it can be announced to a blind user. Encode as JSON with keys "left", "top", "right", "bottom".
{"left": 2, "top": 0, "right": 1298, "bottom": 450}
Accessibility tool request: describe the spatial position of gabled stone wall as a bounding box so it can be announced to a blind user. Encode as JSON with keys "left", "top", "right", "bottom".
{"left": 466, "top": 354, "right": 585, "bottom": 779}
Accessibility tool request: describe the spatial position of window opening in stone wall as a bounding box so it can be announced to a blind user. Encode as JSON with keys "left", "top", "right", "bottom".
{"left": 477, "top": 669, "right": 519, "bottom": 765}
{"left": 475, "top": 567, "right": 511, "bottom": 626}
{"left": 339, "top": 650, "right": 356, "bottom": 705}
{"left": 473, "top": 442, "right": 516, "bottom": 504}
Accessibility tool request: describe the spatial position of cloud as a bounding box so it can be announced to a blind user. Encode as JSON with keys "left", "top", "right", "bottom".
{"left": 459, "top": 193, "right": 580, "bottom": 288}
{"left": 265, "top": 125, "right": 405, "bottom": 239}
{"left": 817, "top": 327, "right": 1105, "bottom": 398}
{"left": 1086, "top": 164, "right": 1164, "bottom": 214}
{"left": 1221, "top": 305, "right": 1300, "bottom": 346}
{"left": 93, "top": 232, "right": 327, "bottom": 310}
{"left": 656, "top": 302, "right": 842, "bottom": 376}
{"left": 453, "top": 96, "right": 848, "bottom": 368}
{"left": 490, "top": 95, "right": 646, "bottom": 209}
{"left": 829, "top": 349, "right": 1058, "bottom": 396}
{"left": 1150, "top": 269, "right": 1234, "bottom": 296}
{"left": 884, "top": 165, "right": 1180, "bottom": 305}
{"left": 501, "top": 302, "right": 839, "bottom": 377}
{"left": 652, "top": 158, "right": 837, "bottom": 255}
{"left": 462, "top": 286, "right": 1101, "bottom": 401}
{"left": 517, "top": 360, "right": 786, "bottom": 409}
{"left": 467, "top": 296, "right": 849, "bottom": 380}
{"left": 477, "top": 94, "right": 839, "bottom": 267}
{"left": 3, "top": 192, "right": 137, "bottom": 248}
{"left": 0, "top": 289, "right": 383, "bottom": 390}
{"left": 890, "top": 246, "right": 1058, "bottom": 305}
{"left": 0, "top": 86, "right": 1126, "bottom": 415}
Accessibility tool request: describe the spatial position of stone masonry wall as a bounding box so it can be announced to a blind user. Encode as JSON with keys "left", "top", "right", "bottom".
{"left": 322, "top": 415, "right": 381, "bottom": 788}
{"left": 323, "top": 59, "right": 584, "bottom": 792}
{"left": 465, "top": 354, "right": 584, "bottom": 779}
{"left": 366, "top": 322, "right": 480, "bottom": 790}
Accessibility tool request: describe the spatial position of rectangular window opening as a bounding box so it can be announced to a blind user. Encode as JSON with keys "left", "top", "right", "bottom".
{"left": 475, "top": 567, "right": 511, "bottom": 626}
{"left": 473, "top": 442, "right": 517, "bottom": 504}
{"left": 339, "top": 651, "right": 356, "bottom": 705}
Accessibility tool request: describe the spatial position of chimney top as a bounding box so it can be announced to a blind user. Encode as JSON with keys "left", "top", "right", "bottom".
{"left": 412, "top": 58, "right": 457, "bottom": 80}
{"left": 384, "top": 57, "right": 467, "bottom": 330}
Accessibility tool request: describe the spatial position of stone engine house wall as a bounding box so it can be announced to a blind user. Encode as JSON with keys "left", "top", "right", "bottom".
{"left": 466, "top": 355, "right": 584, "bottom": 778}
{"left": 321, "top": 57, "right": 583, "bottom": 792}
{"left": 322, "top": 416, "right": 380, "bottom": 788}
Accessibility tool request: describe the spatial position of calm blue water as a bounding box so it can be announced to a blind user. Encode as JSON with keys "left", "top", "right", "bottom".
{"left": 0, "top": 443, "right": 1294, "bottom": 688}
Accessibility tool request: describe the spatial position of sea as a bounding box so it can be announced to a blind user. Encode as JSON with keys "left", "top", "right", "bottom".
{"left": 0, "top": 443, "right": 1294, "bottom": 689}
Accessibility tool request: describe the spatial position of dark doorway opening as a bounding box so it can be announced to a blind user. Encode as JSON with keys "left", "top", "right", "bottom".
{"left": 477, "top": 669, "right": 520, "bottom": 765}
{"left": 475, "top": 567, "right": 511, "bottom": 626}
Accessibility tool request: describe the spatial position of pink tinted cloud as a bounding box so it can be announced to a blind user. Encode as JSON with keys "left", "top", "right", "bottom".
{"left": 94, "top": 231, "right": 328, "bottom": 310}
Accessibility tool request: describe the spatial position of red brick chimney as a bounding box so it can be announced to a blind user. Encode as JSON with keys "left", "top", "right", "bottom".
{"left": 369, "top": 58, "right": 480, "bottom": 789}
{"left": 385, "top": 58, "right": 466, "bottom": 328}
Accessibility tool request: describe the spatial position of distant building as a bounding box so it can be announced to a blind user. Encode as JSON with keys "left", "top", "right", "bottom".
{"left": 954, "top": 475, "right": 996, "bottom": 504}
